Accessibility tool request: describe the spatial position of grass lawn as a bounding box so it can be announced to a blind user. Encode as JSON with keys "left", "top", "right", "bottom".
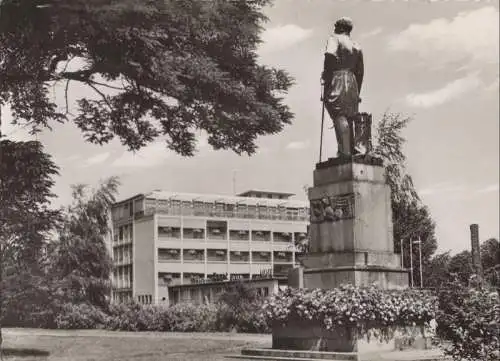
{"left": 3, "top": 328, "right": 271, "bottom": 361}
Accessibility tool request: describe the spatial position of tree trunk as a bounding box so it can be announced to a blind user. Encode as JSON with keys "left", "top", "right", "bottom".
{"left": 0, "top": 246, "right": 4, "bottom": 360}
{"left": 0, "top": 104, "right": 4, "bottom": 359}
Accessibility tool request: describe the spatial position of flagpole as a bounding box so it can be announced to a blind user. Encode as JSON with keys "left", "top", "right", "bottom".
{"left": 319, "top": 80, "right": 325, "bottom": 163}
{"left": 410, "top": 238, "right": 414, "bottom": 288}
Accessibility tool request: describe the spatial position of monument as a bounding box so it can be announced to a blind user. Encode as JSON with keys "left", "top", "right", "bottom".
{"left": 230, "top": 17, "right": 414, "bottom": 361}
{"left": 301, "top": 16, "right": 408, "bottom": 291}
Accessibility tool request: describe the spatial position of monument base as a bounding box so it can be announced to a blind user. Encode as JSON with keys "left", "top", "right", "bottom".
{"left": 271, "top": 324, "right": 397, "bottom": 354}
{"left": 303, "top": 265, "right": 409, "bottom": 290}
{"left": 227, "top": 346, "right": 444, "bottom": 361}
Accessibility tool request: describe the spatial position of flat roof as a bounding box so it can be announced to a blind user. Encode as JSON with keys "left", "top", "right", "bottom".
{"left": 140, "top": 190, "right": 308, "bottom": 208}
{"left": 237, "top": 190, "right": 295, "bottom": 198}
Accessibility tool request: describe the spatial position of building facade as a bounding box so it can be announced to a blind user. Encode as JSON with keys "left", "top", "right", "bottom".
{"left": 110, "top": 190, "right": 309, "bottom": 304}
{"left": 165, "top": 276, "right": 287, "bottom": 306}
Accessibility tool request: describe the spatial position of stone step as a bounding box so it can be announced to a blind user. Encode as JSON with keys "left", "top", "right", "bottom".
{"left": 225, "top": 348, "right": 448, "bottom": 361}
{"left": 237, "top": 348, "right": 357, "bottom": 360}
{"left": 225, "top": 355, "right": 352, "bottom": 361}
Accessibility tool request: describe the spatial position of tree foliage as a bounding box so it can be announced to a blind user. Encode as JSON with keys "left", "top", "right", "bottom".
{"left": 436, "top": 279, "right": 500, "bottom": 361}
{"left": 0, "top": 0, "right": 293, "bottom": 156}
{"left": 425, "top": 239, "right": 500, "bottom": 289}
{"left": 422, "top": 251, "right": 452, "bottom": 289}
{"left": 0, "top": 140, "right": 60, "bottom": 263}
{"left": 481, "top": 238, "right": 500, "bottom": 287}
{"left": 0, "top": 139, "right": 60, "bottom": 351}
{"left": 49, "top": 177, "right": 120, "bottom": 308}
{"left": 373, "top": 112, "right": 438, "bottom": 285}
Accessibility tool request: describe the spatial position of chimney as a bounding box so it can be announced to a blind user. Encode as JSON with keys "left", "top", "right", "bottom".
{"left": 470, "top": 224, "right": 483, "bottom": 279}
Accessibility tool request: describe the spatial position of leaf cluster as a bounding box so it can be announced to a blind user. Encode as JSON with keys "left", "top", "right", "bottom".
{"left": 0, "top": 0, "right": 293, "bottom": 155}
{"left": 436, "top": 280, "right": 500, "bottom": 361}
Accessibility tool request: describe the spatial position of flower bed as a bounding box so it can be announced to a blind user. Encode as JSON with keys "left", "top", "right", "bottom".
{"left": 263, "top": 285, "right": 437, "bottom": 352}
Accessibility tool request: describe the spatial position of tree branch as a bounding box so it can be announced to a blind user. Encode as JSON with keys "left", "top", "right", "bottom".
{"left": 86, "top": 82, "right": 113, "bottom": 110}
{"left": 64, "top": 79, "right": 71, "bottom": 115}
{"left": 86, "top": 79, "right": 125, "bottom": 91}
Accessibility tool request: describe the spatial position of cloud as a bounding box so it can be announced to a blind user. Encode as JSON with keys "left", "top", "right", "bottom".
{"left": 360, "top": 27, "right": 383, "bottom": 39}
{"left": 405, "top": 73, "right": 481, "bottom": 108}
{"left": 477, "top": 184, "right": 499, "bottom": 194}
{"left": 111, "top": 141, "right": 171, "bottom": 168}
{"left": 419, "top": 182, "right": 499, "bottom": 197}
{"left": 419, "top": 182, "right": 468, "bottom": 196}
{"left": 259, "top": 24, "right": 313, "bottom": 54}
{"left": 286, "top": 140, "right": 310, "bottom": 150}
{"left": 82, "top": 152, "right": 110, "bottom": 167}
{"left": 388, "top": 7, "right": 499, "bottom": 69}
{"left": 486, "top": 77, "right": 499, "bottom": 92}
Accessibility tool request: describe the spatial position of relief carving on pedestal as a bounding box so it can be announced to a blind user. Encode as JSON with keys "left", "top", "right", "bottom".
{"left": 310, "top": 193, "right": 355, "bottom": 224}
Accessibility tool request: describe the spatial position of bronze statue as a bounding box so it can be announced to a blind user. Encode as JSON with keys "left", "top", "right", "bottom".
{"left": 322, "top": 17, "right": 366, "bottom": 158}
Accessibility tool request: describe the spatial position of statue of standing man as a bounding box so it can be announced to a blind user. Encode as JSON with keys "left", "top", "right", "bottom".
{"left": 322, "top": 17, "right": 364, "bottom": 158}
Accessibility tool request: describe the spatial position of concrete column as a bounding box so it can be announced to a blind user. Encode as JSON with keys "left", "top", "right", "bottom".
{"left": 470, "top": 224, "right": 483, "bottom": 279}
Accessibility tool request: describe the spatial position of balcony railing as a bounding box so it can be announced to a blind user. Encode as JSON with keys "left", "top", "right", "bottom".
{"left": 144, "top": 204, "right": 309, "bottom": 222}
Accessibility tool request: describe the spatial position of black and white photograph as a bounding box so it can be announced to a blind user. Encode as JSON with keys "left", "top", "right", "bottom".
{"left": 0, "top": 0, "right": 498, "bottom": 360}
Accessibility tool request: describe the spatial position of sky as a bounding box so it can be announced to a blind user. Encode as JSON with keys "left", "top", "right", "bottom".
{"left": 2, "top": 0, "right": 499, "bottom": 255}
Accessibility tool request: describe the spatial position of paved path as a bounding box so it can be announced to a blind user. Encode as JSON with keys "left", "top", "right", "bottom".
{"left": 5, "top": 328, "right": 272, "bottom": 343}
{"left": 4, "top": 328, "right": 449, "bottom": 361}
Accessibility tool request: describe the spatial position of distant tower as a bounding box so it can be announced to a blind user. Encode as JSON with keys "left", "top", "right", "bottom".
{"left": 470, "top": 224, "right": 483, "bottom": 279}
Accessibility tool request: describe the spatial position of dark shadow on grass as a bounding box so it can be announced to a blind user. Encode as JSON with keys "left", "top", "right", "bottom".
{"left": 2, "top": 348, "right": 50, "bottom": 357}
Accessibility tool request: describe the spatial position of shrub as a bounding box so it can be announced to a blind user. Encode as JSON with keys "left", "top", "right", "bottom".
{"left": 436, "top": 279, "right": 500, "bottom": 361}
{"left": 215, "top": 281, "right": 270, "bottom": 333}
{"left": 55, "top": 303, "right": 108, "bottom": 329}
{"left": 106, "top": 303, "right": 169, "bottom": 331}
{"left": 263, "top": 284, "right": 437, "bottom": 342}
{"left": 165, "top": 303, "right": 218, "bottom": 332}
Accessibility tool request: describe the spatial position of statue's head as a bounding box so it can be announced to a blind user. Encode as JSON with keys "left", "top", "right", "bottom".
{"left": 334, "top": 17, "right": 354, "bottom": 35}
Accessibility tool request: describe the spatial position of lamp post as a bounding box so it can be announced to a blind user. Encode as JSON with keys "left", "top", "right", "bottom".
{"left": 409, "top": 238, "right": 414, "bottom": 287}
{"left": 413, "top": 238, "right": 423, "bottom": 288}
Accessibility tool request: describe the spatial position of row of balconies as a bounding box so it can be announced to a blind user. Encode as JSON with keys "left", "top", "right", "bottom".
{"left": 158, "top": 227, "right": 306, "bottom": 242}
{"left": 157, "top": 249, "right": 293, "bottom": 263}
{"left": 144, "top": 204, "right": 308, "bottom": 222}
{"left": 158, "top": 265, "right": 293, "bottom": 287}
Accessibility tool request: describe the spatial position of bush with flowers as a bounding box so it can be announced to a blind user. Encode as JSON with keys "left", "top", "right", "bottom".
{"left": 263, "top": 284, "right": 437, "bottom": 342}
{"left": 436, "top": 278, "right": 500, "bottom": 361}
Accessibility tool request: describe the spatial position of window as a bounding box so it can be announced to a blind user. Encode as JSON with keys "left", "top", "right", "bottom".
{"left": 183, "top": 228, "right": 204, "bottom": 239}
{"left": 158, "top": 248, "right": 181, "bottom": 261}
{"left": 207, "top": 220, "right": 227, "bottom": 239}
{"left": 183, "top": 249, "right": 204, "bottom": 262}
{"left": 158, "top": 226, "right": 181, "bottom": 238}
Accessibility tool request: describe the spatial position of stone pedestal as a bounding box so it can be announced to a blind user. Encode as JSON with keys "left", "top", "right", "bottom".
{"left": 302, "top": 156, "right": 408, "bottom": 290}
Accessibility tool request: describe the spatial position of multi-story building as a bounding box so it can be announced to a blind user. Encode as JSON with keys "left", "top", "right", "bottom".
{"left": 110, "top": 189, "right": 309, "bottom": 304}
